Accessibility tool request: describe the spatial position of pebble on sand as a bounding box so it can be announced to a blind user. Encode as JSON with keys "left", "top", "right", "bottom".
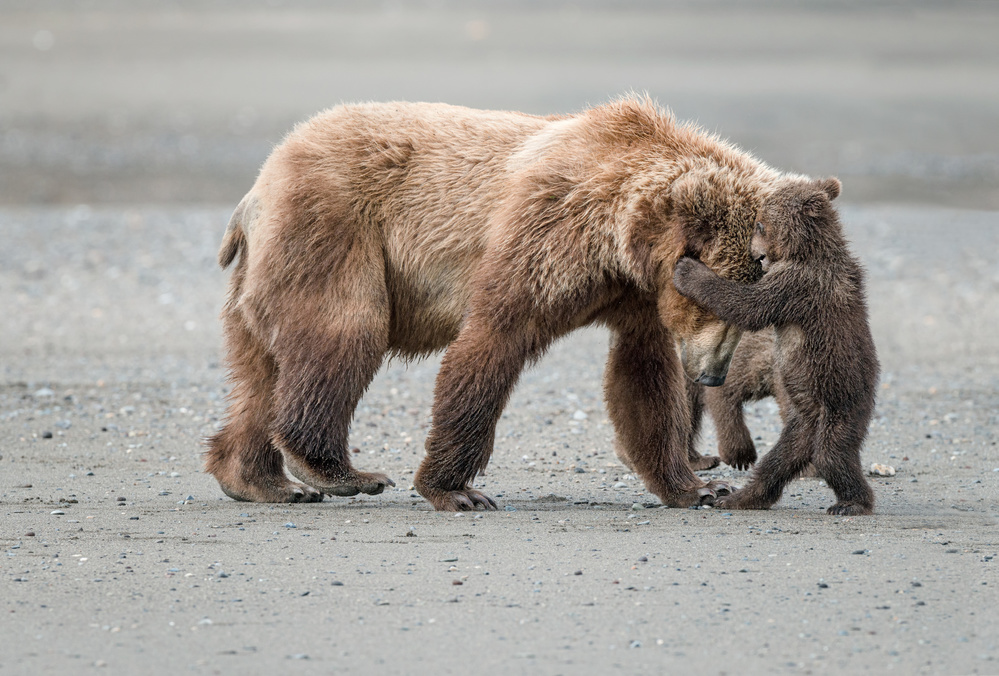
{"left": 869, "top": 463, "right": 896, "bottom": 476}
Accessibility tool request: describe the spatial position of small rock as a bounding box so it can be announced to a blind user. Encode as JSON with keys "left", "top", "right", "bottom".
{"left": 117, "top": 496, "right": 127, "bottom": 502}
{"left": 572, "top": 409, "right": 588, "bottom": 421}
{"left": 25, "top": 532, "right": 35, "bottom": 537}
{"left": 637, "top": 556, "right": 648, "bottom": 562}
{"left": 504, "top": 505, "right": 517, "bottom": 512}
{"left": 574, "top": 570, "right": 583, "bottom": 576}
{"left": 869, "top": 463, "right": 896, "bottom": 477}
{"left": 331, "top": 581, "right": 344, "bottom": 586}
{"left": 284, "top": 522, "right": 297, "bottom": 529}
{"left": 440, "top": 554, "right": 458, "bottom": 562}
{"left": 33, "top": 387, "right": 55, "bottom": 398}
{"left": 818, "top": 582, "right": 829, "bottom": 589}
{"left": 452, "top": 580, "right": 463, "bottom": 586}
{"left": 50, "top": 510, "right": 65, "bottom": 515}
{"left": 630, "top": 503, "right": 645, "bottom": 511}
{"left": 41, "top": 431, "right": 53, "bottom": 439}
{"left": 613, "top": 482, "right": 627, "bottom": 488}
{"left": 852, "top": 549, "right": 867, "bottom": 555}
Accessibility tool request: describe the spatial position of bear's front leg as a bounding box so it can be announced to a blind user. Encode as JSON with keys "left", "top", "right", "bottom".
{"left": 414, "top": 320, "right": 538, "bottom": 511}
{"left": 604, "top": 305, "right": 734, "bottom": 507}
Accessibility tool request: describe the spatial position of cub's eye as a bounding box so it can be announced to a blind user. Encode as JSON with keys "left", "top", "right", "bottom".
{"left": 755, "top": 221, "right": 765, "bottom": 233}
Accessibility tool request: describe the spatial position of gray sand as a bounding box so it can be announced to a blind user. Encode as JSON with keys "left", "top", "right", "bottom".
{"left": 1, "top": 2, "right": 997, "bottom": 674}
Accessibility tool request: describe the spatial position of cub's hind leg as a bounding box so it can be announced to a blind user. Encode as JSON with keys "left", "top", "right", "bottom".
{"left": 813, "top": 414, "right": 875, "bottom": 515}
{"left": 716, "top": 412, "right": 813, "bottom": 510}
{"left": 206, "top": 306, "right": 322, "bottom": 503}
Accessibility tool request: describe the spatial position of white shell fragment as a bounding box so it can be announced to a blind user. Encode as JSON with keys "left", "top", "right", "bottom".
{"left": 869, "top": 463, "right": 896, "bottom": 477}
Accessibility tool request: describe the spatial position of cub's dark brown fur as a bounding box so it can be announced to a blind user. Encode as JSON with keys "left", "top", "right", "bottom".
{"left": 206, "top": 97, "right": 819, "bottom": 511}
{"left": 674, "top": 177, "right": 878, "bottom": 515}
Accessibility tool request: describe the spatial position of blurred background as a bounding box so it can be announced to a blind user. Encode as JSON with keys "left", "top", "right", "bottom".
{"left": 2, "top": 0, "right": 998, "bottom": 383}
{"left": 2, "top": 0, "right": 998, "bottom": 208}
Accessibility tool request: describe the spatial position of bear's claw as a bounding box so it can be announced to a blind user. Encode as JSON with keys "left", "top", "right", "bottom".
{"left": 427, "top": 489, "right": 498, "bottom": 512}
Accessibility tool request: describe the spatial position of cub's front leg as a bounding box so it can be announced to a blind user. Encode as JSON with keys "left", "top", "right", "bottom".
{"left": 673, "top": 257, "right": 777, "bottom": 332}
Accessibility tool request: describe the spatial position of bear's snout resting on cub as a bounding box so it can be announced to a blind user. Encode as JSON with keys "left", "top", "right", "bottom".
{"left": 206, "top": 97, "right": 824, "bottom": 511}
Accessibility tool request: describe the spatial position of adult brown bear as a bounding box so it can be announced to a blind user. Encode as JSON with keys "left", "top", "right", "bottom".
{"left": 206, "top": 97, "right": 804, "bottom": 511}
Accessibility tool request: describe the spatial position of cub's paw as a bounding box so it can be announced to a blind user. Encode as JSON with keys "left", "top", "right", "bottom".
{"left": 425, "top": 489, "right": 498, "bottom": 512}
{"left": 688, "top": 453, "right": 721, "bottom": 472}
{"left": 720, "top": 445, "right": 757, "bottom": 471}
{"left": 827, "top": 501, "right": 873, "bottom": 516}
{"left": 672, "top": 257, "right": 712, "bottom": 296}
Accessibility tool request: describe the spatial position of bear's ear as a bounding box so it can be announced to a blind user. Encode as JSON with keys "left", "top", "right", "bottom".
{"left": 818, "top": 177, "right": 841, "bottom": 201}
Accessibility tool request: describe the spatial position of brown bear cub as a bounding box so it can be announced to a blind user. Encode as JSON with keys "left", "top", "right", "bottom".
{"left": 674, "top": 177, "right": 879, "bottom": 515}
{"left": 206, "top": 96, "right": 821, "bottom": 511}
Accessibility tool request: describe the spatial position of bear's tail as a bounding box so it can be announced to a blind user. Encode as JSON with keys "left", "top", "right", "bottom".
{"left": 218, "top": 194, "right": 253, "bottom": 268}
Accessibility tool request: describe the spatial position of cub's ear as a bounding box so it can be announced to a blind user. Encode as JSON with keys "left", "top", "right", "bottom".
{"left": 801, "top": 178, "right": 840, "bottom": 217}
{"left": 817, "top": 177, "right": 841, "bottom": 201}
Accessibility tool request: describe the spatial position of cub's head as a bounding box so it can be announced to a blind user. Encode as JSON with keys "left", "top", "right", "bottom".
{"left": 753, "top": 177, "right": 842, "bottom": 271}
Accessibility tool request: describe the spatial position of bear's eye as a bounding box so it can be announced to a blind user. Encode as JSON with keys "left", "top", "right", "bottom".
{"left": 755, "top": 221, "right": 765, "bottom": 234}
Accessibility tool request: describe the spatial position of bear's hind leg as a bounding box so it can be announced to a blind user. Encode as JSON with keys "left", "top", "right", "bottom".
{"left": 206, "top": 311, "right": 322, "bottom": 503}
{"left": 272, "top": 324, "right": 395, "bottom": 498}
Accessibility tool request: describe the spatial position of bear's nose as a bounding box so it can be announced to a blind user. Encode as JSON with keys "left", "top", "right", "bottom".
{"left": 696, "top": 373, "right": 726, "bottom": 387}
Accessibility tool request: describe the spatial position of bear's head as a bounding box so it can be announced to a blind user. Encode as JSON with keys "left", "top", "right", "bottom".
{"left": 660, "top": 173, "right": 842, "bottom": 385}
{"left": 658, "top": 166, "right": 772, "bottom": 385}
{"left": 752, "top": 177, "right": 842, "bottom": 272}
